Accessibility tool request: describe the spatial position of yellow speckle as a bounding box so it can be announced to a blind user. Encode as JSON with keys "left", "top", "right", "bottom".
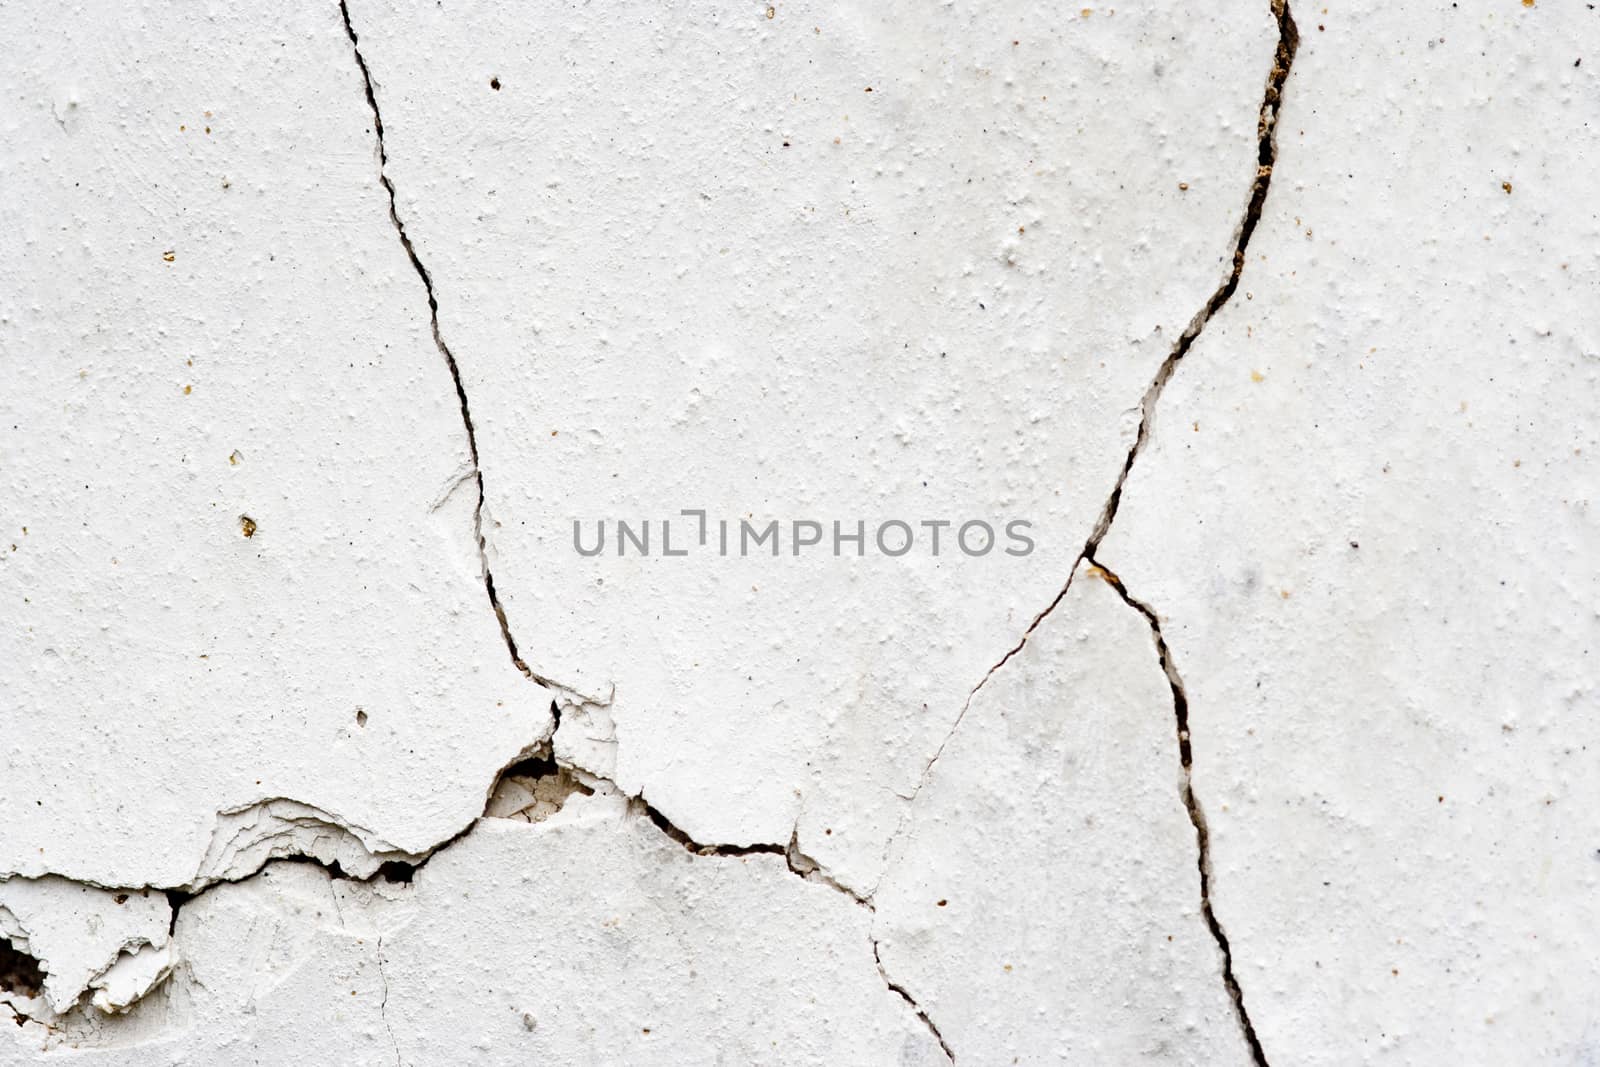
{"left": 1192, "top": 421, "right": 1200, "bottom": 432}
{"left": 1502, "top": 181, "right": 1513, "bottom": 194}
{"left": 1279, "top": 589, "right": 1291, "bottom": 599}
{"left": 1003, "top": 963, "right": 1013, "bottom": 972}
{"left": 1250, "top": 369, "right": 1265, "bottom": 382}
{"left": 1080, "top": 7, "right": 1092, "bottom": 15}
{"left": 1522, "top": 0, "right": 1534, "bottom": 7}
{"left": 182, "top": 384, "right": 192, "bottom": 395}
{"left": 1177, "top": 181, "right": 1189, "bottom": 191}
{"left": 239, "top": 515, "right": 257, "bottom": 539}
{"left": 162, "top": 251, "right": 175, "bottom": 262}
{"left": 179, "top": 124, "right": 185, "bottom": 131}
{"left": 228, "top": 450, "right": 242, "bottom": 466}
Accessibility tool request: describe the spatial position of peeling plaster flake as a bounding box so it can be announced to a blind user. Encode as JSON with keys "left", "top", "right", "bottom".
{"left": 876, "top": 563, "right": 1252, "bottom": 1064}
{"left": 0, "top": 2, "right": 548, "bottom": 890}
{"left": 27, "top": 801, "right": 946, "bottom": 1064}
{"left": 1097, "top": 3, "right": 1600, "bottom": 1062}
{"left": 343, "top": 0, "right": 1278, "bottom": 888}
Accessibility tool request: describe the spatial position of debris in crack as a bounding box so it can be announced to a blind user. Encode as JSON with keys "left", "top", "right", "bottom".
{"left": 337, "top": 0, "right": 576, "bottom": 699}
{"left": 1087, "top": 556, "right": 1271, "bottom": 1067}
{"left": 485, "top": 753, "right": 595, "bottom": 824}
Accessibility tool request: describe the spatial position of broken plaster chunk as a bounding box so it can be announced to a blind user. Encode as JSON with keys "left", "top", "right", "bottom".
{"left": 0, "top": 0, "right": 548, "bottom": 891}
{"left": 1097, "top": 3, "right": 1600, "bottom": 1061}
{"left": 42, "top": 799, "right": 946, "bottom": 1064}
{"left": 875, "top": 562, "right": 1252, "bottom": 1064}
{"left": 344, "top": 0, "right": 1278, "bottom": 892}
{"left": 89, "top": 943, "right": 173, "bottom": 1015}
{"left": 0, "top": 876, "right": 170, "bottom": 1017}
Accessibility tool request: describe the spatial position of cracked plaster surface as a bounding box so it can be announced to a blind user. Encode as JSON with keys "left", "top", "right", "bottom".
{"left": 340, "top": 0, "right": 1276, "bottom": 892}
{"left": 1098, "top": 2, "right": 1600, "bottom": 1062}
{"left": 2, "top": 0, "right": 1593, "bottom": 1062}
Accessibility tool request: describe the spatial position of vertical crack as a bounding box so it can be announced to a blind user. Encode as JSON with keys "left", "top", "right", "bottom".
{"left": 906, "top": 2, "right": 1298, "bottom": 1061}
{"left": 913, "top": 0, "right": 1298, "bottom": 814}
{"left": 376, "top": 934, "right": 401, "bottom": 1067}
{"left": 1082, "top": 0, "right": 1299, "bottom": 560}
{"left": 338, "top": 0, "right": 562, "bottom": 694}
{"left": 1086, "top": 558, "right": 1269, "bottom": 1065}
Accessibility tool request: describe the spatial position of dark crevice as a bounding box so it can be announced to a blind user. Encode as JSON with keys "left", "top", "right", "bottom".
{"left": 874, "top": 942, "right": 956, "bottom": 1064}
{"left": 1080, "top": 0, "right": 1298, "bottom": 562}
{"left": 911, "top": 0, "right": 1298, "bottom": 818}
{"left": 902, "top": 3, "right": 1297, "bottom": 1062}
{"left": 1085, "top": 556, "right": 1269, "bottom": 1066}
{"left": 0, "top": 938, "right": 45, "bottom": 1001}
{"left": 337, "top": 0, "right": 569, "bottom": 697}
{"left": 974, "top": 0, "right": 1299, "bottom": 695}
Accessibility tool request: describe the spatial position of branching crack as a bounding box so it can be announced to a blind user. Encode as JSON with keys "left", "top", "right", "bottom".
{"left": 337, "top": 0, "right": 580, "bottom": 700}
{"left": 895, "top": 2, "right": 1298, "bottom": 1061}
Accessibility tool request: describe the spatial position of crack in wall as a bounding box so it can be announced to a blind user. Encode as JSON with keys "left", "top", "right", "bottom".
{"left": 336, "top": 0, "right": 587, "bottom": 703}
{"left": 905, "top": 0, "right": 1299, "bottom": 811}
{"left": 376, "top": 934, "right": 400, "bottom": 1067}
{"left": 874, "top": 942, "right": 956, "bottom": 1064}
{"left": 1085, "top": 557, "right": 1269, "bottom": 1066}
{"left": 10, "top": 3, "right": 1292, "bottom": 1057}
{"left": 890, "top": 2, "right": 1298, "bottom": 1062}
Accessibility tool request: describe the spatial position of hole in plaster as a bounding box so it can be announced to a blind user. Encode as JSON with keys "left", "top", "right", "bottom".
{"left": 0, "top": 938, "right": 45, "bottom": 1000}
{"left": 485, "top": 753, "right": 593, "bottom": 824}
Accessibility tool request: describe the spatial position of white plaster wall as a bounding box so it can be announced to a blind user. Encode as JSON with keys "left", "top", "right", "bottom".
{"left": 1, "top": 0, "right": 1595, "bottom": 1064}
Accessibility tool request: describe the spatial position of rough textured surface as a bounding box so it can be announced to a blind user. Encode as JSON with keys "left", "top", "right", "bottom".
{"left": 3, "top": 0, "right": 1595, "bottom": 1062}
